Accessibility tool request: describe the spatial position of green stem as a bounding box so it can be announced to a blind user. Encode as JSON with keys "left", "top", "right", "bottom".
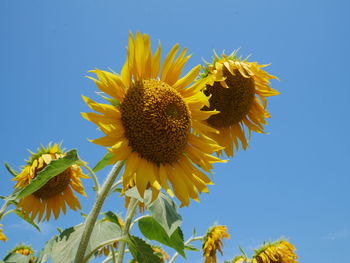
{"left": 111, "top": 245, "right": 117, "bottom": 263}
{"left": 168, "top": 235, "right": 204, "bottom": 263}
{"left": 83, "top": 236, "right": 127, "bottom": 262}
{"left": 0, "top": 200, "right": 12, "bottom": 221}
{"left": 116, "top": 198, "right": 139, "bottom": 263}
{"left": 129, "top": 215, "right": 151, "bottom": 231}
{"left": 74, "top": 161, "right": 125, "bottom": 263}
{"left": 81, "top": 163, "right": 100, "bottom": 194}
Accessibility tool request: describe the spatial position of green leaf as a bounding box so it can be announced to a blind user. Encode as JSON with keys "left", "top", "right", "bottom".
{"left": 128, "top": 235, "right": 160, "bottom": 263}
{"left": 184, "top": 244, "right": 199, "bottom": 251}
{"left": 138, "top": 217, "right": 185, "bottom": 258}
{"left": 104, "top": 211, "right": 123, "bottom": 228}
{"left": 38, "top": 221, "right": 122, "bottom": 263}
{"left": 146, "top": 192, "right": 182, "bottom": 237}
{"left": 14, "top": 209, "right": 40, "bottom": 232}
{"left": 3, "top": 253, "right": 32, "bottom": 263}
{"left": 92, "top": 152, "right": 113, "bottom": 172}
{"left": 17, "top": 149, "right": 80, "bottom": 200}
{"left": 35, "top": 237, "right": 56, "bottom": 263}
{"left": 4, "top": 162, "right": 18, "bottom": 177}
{"left": 124, "top": 187, "right": 143, "bottom": 202}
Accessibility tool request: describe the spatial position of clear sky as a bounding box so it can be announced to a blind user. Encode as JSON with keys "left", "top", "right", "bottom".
{"left": 0, "top": 0, "right": 349, "bottom": 262}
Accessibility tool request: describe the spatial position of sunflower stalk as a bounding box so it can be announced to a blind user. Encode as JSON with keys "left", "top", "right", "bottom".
{"left": 74, "top": 161, "right": 125, "bottom": 263}
{"left": 81, "top": 163, "right": 100, "bottom": 194}
{"left": 168, "top": 235, "right": 204, "bottom": 263}
{"left": 116, "top": 197, "right": 139, "bottom": 263}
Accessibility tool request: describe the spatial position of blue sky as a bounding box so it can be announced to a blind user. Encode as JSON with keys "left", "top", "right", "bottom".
{"left": 0, "top": 0, "right": 349, "bottom": 262}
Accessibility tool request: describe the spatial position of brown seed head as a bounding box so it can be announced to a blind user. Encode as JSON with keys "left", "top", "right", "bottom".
{"left": 204, "top": 67, "right": 256, "bottom": 128}
{"left": 120, "top": 79, "right": 191, "bottom": 164}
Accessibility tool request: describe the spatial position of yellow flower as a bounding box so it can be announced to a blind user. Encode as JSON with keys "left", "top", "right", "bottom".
{"left": 13, "top": 244, "right": 34, "bottom": 256}
{"left": 0, "top": 224, "right": 7, "bottom": 242}
{"left": 152, "top": 245, "right": 170, "bottom": 263}
{"left": 202, "top": 51, "right": 279, "bottom": 157}
{"left": 12, "top": 244, "right": 35, "bottom": 263}
{"left": 202, "top": 225, "right": 230, "bottom": 263}
{"left": 252, "top": 239, "right": 298, "bottom": 263}
{"left": 82, "top": 32, "right": 224, "bottom": 206}
{"left": 232, "top": 255, "right": 248, "bottom": 263}
{"left": 13, "top": 143, "right": 88, "bottom": 222}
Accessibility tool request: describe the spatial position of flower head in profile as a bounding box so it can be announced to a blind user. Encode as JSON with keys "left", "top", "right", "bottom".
{"left": 11, "top": 244, "right": 35, "bottom": 263}
{"left": 12, "top": 244, "right": 34, "bottom": 256}
{"left": 201, "top": 51, "right": 279, "bottom": 157}
{"left": 13, "top": 143, "right": 88, "bottom": 222}
{"left": 202, "top": 225, "right": 230, "bottom": 263}
{"left": 82, "top": 32, "right": 225, "bottom": 206}
{"left": 0, "top": 224, "right": 7, "bottom": 242}
{"left": 252, "top": 239, "right": 298, "bottom": 263}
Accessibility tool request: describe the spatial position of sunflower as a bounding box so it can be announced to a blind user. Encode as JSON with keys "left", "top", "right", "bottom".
{"left": 12, "top": 244, "right": 34, "bottom": 256}
{"left": 202, "top": 225, "right": 230, "bottom": 263}
{"left": 201, "top": 51, "right": 279, "bottom": 157}
{"left": 252, "top": 239, "right": 298, "bottom": 263}
{"left": 13, "top": 143, "right": 88, "bottom": 222}
{"left": 82, "top": 32, "right": 224, "bottom": 206}
{"left": 11, "top": 244, "right": 35, "bottom": 263}
{"left": 0, "top": 224, "right": 7, "bottom": 242}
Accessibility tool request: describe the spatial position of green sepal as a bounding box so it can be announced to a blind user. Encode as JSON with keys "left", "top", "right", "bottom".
{"left": 184, "top": 244, "right": 199, "bottom": 251}
{"left": 4, "top": 162, "right": 18, "bottom": 177}
{"left": 92, "top": 152, "right": 114, "bottom": 173}
{"left": 14, "top": 209, "right": 40, "bottom": 232}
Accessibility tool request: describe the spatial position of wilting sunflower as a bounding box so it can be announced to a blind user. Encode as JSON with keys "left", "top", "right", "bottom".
{"left": 82, "top": 32, "right": 224, "bottom": 206}
{"left": 252, "top": 239, "right": 298, "bottom": 263}
{"left": 202, "top": 225, "right": 230, "bottom": 263}
{"left": 13, "top": 143, "right": 88, "bottom": 222}
{"left": 0, "top": 224, "right": 7, "bottom": 242}
{"left": 201, "top": 51, "right": 279, "bottom": 157}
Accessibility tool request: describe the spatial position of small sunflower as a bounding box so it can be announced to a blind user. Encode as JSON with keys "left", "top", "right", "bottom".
{"left": 202, "top": 51, "right": 279, "bottom": 157}
{"left": 13, "top": 143, "right": 88, "bottom": 222}
{"left": 82, "top": 32, "right": 224, "bottom": 206}
{"left": 202, "top": 225, "right": 230, "bottom": 263}
{"left": 0, "top": 224, "right": 7, "bottom": 242}
{"left": 12, "top": 244, "right": 34, "bottom": 256}
{"left": 11, "top": 244, "right": 35, "bottom": 263}
{"left": 232, "top": 255, "right": 249, "bottom": 263}
{"left": 252, "top": 239, "right": 298, "bottom": 263}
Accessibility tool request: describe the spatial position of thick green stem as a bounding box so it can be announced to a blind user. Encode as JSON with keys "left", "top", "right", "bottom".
{"left": 74, "top": 161, "right": 125, "bottom": 263}
{"left": 168, "top": 236, "right": 204, "bottom": 263}
{"left": 116, "top": 198, "right": 139, "bottom": 263}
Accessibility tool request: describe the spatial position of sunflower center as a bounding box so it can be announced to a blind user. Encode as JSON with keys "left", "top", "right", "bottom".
{"left": 203, "top": 67, "right": 256, "bottom": 128}
{"left": 120, "top": 79, "right": 191, "bottom": 164}
{"left": 33, "top": 167, "right": 72, "bottom": 199}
